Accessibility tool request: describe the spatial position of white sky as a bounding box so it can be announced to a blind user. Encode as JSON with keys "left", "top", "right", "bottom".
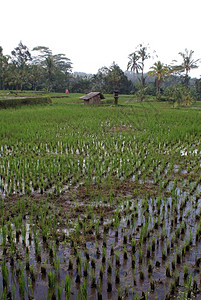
{"left": 1, "top": 0, "right": 201, "bottom": 77}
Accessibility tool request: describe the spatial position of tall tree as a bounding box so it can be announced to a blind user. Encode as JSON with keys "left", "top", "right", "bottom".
{"left": 45, "top": 56, "right": 55, "bottom": 92}
{"left": 127, "top": 52, "right": 141, "bottom": 77}
{"left": 148, "top": 61, "right": 171, "bottom": 92}
{"left": 28, "top": 64, "right": 44, "bottom": 91}
{"left": 137, "top": 44, "right": 151, "bottom": 86}
{"left": 90, "top": 63, "right": 132, "bottom": 96}
{"left": 32, "top": 46, "right": 72, "bottom": 92}
{"left": 127, "top": 44, "right": 153, "bottom": 86}
{"left": 107, "top": 62, "right": 121, "bottom": 90}
{"left": 172, "top": 49, "right": 200, "bottom": 88}
{"left": 0, "top": 47, "right": 10, "bottom": 90}
{"left": 195, "top": 78, "right": 201, "bottom": 101}
{"left": 11, "top": 41, "right": 32, "bottom": 91}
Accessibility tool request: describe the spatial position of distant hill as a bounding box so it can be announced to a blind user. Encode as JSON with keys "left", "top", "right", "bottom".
{"left": 73, "top": 72, "right": 93, "bottom": 78}
{"left": 72, "top": 71, "right": 198, "bottom": 88}
{"left": 124, "top": 71, "right": 198, "bottom": 87}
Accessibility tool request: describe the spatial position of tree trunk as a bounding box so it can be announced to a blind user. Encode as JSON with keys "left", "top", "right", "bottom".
{"left": 141, "top": 71, "right": 144, "bottom": 86}
{"left": 185, "top": 70, "right": 189, "bottom": 88}
{"left": 156, "top": 78, "right": 160, "bottom": 92}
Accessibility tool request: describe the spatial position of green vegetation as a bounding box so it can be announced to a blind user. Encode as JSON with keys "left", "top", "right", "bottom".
{"left": 0, "top": 93, "right": 200, "bottom": 299}
{"left": 0, "top": 96, "right": 51, "bottom": 108}
{"left": 1, "top": 42, "right": 201, "bottom": 100}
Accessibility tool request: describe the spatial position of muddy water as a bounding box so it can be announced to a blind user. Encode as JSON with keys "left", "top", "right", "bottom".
{"left": 0, "top": 188, "right": 201, "bottom": 299}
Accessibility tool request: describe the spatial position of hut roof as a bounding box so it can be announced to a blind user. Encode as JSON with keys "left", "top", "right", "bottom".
{"left": 79, "top": 92, "right": 105, "bottom": 100}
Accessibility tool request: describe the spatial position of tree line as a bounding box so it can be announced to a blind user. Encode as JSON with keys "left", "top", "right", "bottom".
{"left": 0, "top": 42, "right": 72, "bottom": 93}
{"left": 0, "top": 41, "right": 201, "bottom": 102}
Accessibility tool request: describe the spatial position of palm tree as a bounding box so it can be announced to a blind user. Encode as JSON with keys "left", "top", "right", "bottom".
{"left": 127, "top": 44, "right": 152, "bottom": 86}
{"left": 127, "top": 52, "right": 140, "bottom": 77}
{"left": 137, "top": 44, "right": 151, "bottom": 86}
{"left": 148, "top": 61, "right": 171, "bottom": 92}
{"left": 172, "top": 49, "right": 200, "bottom": 88}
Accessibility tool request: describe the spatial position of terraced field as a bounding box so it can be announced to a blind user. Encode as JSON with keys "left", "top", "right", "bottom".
{"left": 0, "top": 94, "right": 200, "bottom": 299}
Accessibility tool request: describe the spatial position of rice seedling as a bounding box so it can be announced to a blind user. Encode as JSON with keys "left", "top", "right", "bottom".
{"left": 146, "top": 242, "right": 151, "bottom": 258}
{"left": 68, "top": 256, "right": 73, "bottom": 270}
{"left": 0, "top": 95, "right": 200, "bottom": 299}
{"left": 131, "top": 238, "right": 136, "bottom": 253}
{"left": 150, "top": 276, "right": 155, "bottom": 292}
{"left": 97, "top": 279, "right": 102, "bottom": 300}
{"left": 115, "top": 251, "right": 120, "bottom": 267}
{"left": 91, "top": 268, "right": 96, "bottom": 288}
{"left": 75, "top": 264, "right": 81, "bottom": 283}
{"left": 1, "top": 259, "right": 8, "bottom": 288}
{"left": 162, "top": 248, "right": 167, "bottom": 261}
{"left": 83, "top": 260, "right": 88, "bottom": 277}
{"left": 151, "top": 237, "right": 155, "bottom": 251}
{"left": 169, "top": 279, "right": 176, "bottom": 295}
{"left": 183, "top": 265, "right": 189, "bottom": 281}
{"left": 123, "top": 246, "right": 128, "bottom": 260}
{"left": 65, "top": 275, "right": 71, "bottom": 299}
{"left": 115, "top": 268, "right": 120, "bottom": 284}
{"left": 29, "top": 265, "right": 35, "bottom": 283}
{"left": 102, "top": 246, "right": 106, "bottom": 263}
{"left": 166, "top": 262, "right": 171, "bottom": 277}
{"left": 139, "top": 244, "right": 143, "bottom": 264}
{"left": 91, "top": 257, "right": 96, "bottom": 269}
{"left": 80, "top": 279, "right": 87, "bottom": 300}
{"left": 57, "top": 283, "right": 63, "bottom": 300}
{"left": 48, "top": 271, "right": 56, "bottom": 290}
{"left": 176, "top": 249, "right": 181, "bottom": 264}
{"left": 148, "top": 259, "right": 153, "bottom": 273}
{"left": 84, "top": 249, "right": 89, "bottom": 261}
{"left": 19, "top": 271, "right": 25, "bottom": 298}
{"left": 192, "top": 276, "right": 198, "bottom": 293}
{"left": 41, "top": 261, "right": 47, "bottom": 275}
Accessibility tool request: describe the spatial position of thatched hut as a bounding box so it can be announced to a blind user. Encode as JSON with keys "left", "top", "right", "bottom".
{"left": 80, "top": 92, "right": 105, "bottom": 105}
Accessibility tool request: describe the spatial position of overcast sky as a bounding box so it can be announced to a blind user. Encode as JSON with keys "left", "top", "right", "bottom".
{"left": 1, "top": 0, "right": 201, "bottom": 77}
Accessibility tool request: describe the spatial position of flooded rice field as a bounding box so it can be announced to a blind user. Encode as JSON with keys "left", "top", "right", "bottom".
{"left": 0, "top": 175, "right": 200, "bottom": 299}
{"left": 0, "top": 101, "right": 201, "bottom": 299}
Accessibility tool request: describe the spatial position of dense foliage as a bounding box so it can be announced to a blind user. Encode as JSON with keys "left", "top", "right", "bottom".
{"left": 0, "top": 42, "right": 72, "bottom": 93}
{"left": 0, "top": 42, "right": 201, "bottom": 100}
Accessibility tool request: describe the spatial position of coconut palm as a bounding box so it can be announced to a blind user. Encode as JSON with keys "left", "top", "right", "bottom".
{"left": 137, "top": 44, "right": 151, "bottom": 86}
{"left": 127, "top": 44, "right": 152, "bottom": 86}
{"left": 172, "top": 49, "right": 200, "bottom": 88}
{"left": 127, "top": 52, "right": 140, "bottom": 93}
{"left": 127, "top": 52, "right": 140, "bottom": 76}
{"left": 148, "top": 61, "right": 171, "bottom": 92}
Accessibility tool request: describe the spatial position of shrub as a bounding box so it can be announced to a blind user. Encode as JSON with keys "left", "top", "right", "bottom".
{"left": 0, "top": 96, "right": 52, "bottom": 109}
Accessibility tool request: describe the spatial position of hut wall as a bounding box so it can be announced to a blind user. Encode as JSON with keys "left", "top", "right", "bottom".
{"left": 91, "top": 95, "right": 101, "bottom": 104}
{"left": 84, "top": 95, "right": 101, "bottom": 105}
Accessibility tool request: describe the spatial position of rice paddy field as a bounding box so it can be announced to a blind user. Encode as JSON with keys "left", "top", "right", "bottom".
{"left": 0, "top": 93, "right": 201, "bottom": 299}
